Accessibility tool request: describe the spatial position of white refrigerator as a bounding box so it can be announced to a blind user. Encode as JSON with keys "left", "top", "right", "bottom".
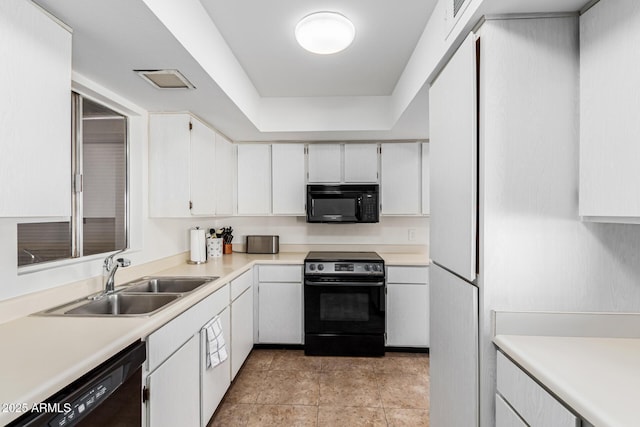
{"left": 428, "top": 14, "right": 581, "bottom": 427}
{"left": 428, "top": 33, "right": 479, "bottom": 427}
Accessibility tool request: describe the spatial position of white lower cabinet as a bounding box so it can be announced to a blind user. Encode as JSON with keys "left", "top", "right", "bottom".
{"left": 231, "top": 270, "right": 254, "bottom": 379}
{"left": 146, "top": 335, "right": 200, "bottom": 427}
{"left": 144, "top": 284, "right": 232, "bottom": 427}
{"left": 495, "top": 393, "right": 526, "bottom": 427}
{"left": 257, "top": 265, "right": 303, "bottom": 344}
{"left": 386, "top": 266, "right": 429, "bottom": 347}
{"left": 496, "top": 352, "right": 579, "bottom": 427}
{"left": 200, "top": 306, "right": 231, "bottom": 426}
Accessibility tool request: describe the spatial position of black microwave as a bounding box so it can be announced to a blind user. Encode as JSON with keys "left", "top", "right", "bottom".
{"left": 306, "top": 184, "right": 379, "bottom": 223}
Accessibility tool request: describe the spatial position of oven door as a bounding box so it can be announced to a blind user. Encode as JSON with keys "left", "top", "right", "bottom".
{"left": 304, "top": 278, "right": 385, "bottom": 335}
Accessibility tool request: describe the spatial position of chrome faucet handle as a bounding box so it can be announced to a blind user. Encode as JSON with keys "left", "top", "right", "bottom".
{"left": 97, "top": 250, "right": 131, "bottom": 298}
{"left": 103, "top": 248, "right": 127, "bottom": 270}
{"left": 116, "top": 258, "right": 131, "bottom": 268}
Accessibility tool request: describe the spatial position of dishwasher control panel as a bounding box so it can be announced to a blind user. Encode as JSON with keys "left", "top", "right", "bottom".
{"left": 50, "top": 368, "right": 123, "bottom": 427}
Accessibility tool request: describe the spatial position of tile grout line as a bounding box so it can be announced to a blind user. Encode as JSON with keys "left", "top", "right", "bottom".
{"left": 374, "top": 360, "right": 391, "bottom": 426}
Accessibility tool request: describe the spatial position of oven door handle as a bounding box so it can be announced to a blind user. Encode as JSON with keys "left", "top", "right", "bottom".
{"left": 304, "top": 279, "right": 385, "bottom": 287}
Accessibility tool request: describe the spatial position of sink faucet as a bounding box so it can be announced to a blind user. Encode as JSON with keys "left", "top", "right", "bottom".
{"left": 103, "top": 249, "right": 131, "bottom": 295}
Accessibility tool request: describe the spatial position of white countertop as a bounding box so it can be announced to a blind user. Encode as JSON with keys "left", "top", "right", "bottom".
{"left": 494, "top": 334, "right": 640, "bottom": 427}
{"left": 0, "top": 251, "right": 428, "bottom": 424}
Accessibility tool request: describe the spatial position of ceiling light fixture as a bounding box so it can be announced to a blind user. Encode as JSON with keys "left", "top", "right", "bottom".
{"left": 295, "top": 12, "right": 355, "bottom": 55}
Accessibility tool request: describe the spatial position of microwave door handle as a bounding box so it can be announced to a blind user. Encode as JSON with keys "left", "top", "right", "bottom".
{"left": 356, "top": 196, "right": 363, "bottom": 220}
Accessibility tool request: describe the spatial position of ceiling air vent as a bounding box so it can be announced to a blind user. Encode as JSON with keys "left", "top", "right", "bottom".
{"left": 134, "top": 69, "right": 195, "bottom": 89}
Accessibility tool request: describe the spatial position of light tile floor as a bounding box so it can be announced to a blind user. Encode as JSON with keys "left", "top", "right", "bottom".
{"left": 208, "top": 349, "right": 430, "bottom": 426}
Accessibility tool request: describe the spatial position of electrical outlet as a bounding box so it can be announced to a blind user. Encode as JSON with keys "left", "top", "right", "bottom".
{"left": 408, "top": 229, "right": 416, "bottom": 241}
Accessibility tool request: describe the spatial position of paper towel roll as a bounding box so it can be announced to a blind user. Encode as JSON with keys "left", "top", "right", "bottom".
{"left": 190, "top": 228, "right": 206, "bottom": 263}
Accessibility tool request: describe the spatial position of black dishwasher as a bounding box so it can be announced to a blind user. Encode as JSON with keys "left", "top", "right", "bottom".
{"left": 9, "top": 340, "right": 146, "bottom": 427}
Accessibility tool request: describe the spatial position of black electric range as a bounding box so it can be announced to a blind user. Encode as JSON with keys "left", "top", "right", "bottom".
{"left": 303, "top": 251, "right": 385, "bottom": 356}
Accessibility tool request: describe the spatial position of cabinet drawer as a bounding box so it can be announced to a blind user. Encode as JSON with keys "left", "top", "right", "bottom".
{"left": 147, "top": 284, "right": 230, "bottom": 372}
{"left": 386, "top": 266, "right": 429, "bottom": 284}
{"left": 231, "top": 269, "right": 252, "bottom": 301}
{"left": 496, "top": 352, "right": 579, "bottom": 427}
{"left": 495, "top": 393, "right": 526, "bottom": 427}
{"left": 258, "top": 265, "right": 302, "bottom": 283}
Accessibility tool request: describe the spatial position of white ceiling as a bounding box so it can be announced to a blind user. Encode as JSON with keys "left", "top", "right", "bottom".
{"left": 32, "top": 0, "right": 592, "bottom": 142}
{"left": 200, "top": 0, "right": 434, "bottom": 97}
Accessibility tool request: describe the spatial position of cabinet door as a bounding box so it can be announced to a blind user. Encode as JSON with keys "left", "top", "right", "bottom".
{"left": 579, "top": 1, "right": 640, "bottom": 220}
{"left": 429, "top": 33, "right": 477, "bottom": 281}
{"left": 386, "top": 283, "right": 429, "bottom": 347}
{"left": 201, "top": 307, "right": 231, "bottom": 426}
{"left": 149, "top": 114, "right": 191, "bottom": 217}
{"left": 231, "top": 288, "right": 254, "bottom": 379}
{"left": 0, "top": 1, "right": 71, "bottom": 217}
{"left": 214, "top": 133, "right": 234, "bottom": 215}
{"left": 237, "top": 144, "right": 271, "bottom": 215}
{"left": 272, "top": 144, "right": 306, "bottom": 215}
{"left": 421, "top": 143, "right": 430, "bottom": 215}
{"left": 190, "top": 117, "right": 216, "bottom": 216}
{"left": 147, "top": 335, "right": 200, "bottom": 427}
{"left": 429, "top": 264, "right": 478, "bottom": 427}
{"left": 381, "top": 143, "right": 421, "bottom": 215}
{"left": 308, "top": 144, "right": 341, "bottom": 183}
{"left": 344, "top": 144, "right": 378, "bottom": 183}
{"left": 258, "top": 282, "right": 302, "bottom": 344}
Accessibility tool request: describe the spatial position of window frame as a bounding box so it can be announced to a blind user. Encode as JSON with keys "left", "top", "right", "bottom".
{"left": 17, "top": 91, "right": 130, "bottom": 270}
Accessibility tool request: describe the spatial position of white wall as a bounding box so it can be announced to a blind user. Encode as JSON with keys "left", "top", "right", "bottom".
{"left": 215, "top": 216, "right": 429, "bottom": 249}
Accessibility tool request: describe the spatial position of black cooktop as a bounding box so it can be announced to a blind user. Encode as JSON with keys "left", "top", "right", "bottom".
{"left": 305, "top": 251, "right": 383, "bottom": 262}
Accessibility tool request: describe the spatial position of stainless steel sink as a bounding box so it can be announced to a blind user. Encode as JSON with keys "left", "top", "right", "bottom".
{"left": 35, "top": 276, "right": 217, "bottom": 317}
{"left": 65, "top": 294, "right": 180, "bottom": 316}
{"left": 122, "top": 276, "right": 217, "bottom": 294}
{"left": 37, "top": 293, "right": 182, "bottom": 317}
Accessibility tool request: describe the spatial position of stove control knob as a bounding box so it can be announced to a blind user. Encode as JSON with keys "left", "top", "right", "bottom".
{"left": 364, "top": 264, "right": 371, "bottom": 272}
{"left": 317, "top": 264, "right": 324, "bottom": 271}
{"left": 374, "top": 265, "right": 381, "bottom": 272}
{"left": 309, "top": 264, "right": 316, "bottom": 271}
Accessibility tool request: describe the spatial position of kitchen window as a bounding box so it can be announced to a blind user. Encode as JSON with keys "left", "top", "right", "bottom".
{"left": 17, "top": 93, "right": 128, "bottom": 267}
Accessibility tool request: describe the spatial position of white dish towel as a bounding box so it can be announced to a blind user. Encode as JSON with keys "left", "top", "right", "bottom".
{"left": 204, "top": 316, "right": 228, "bottom": 369}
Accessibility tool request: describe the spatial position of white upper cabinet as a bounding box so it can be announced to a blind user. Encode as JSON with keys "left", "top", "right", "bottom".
{"left": 189, "top": 118, "right": 216, "bottom": 216}
{"left": 272, "top": 144, "right": 306, "bottom": 215}
{"left": 429, "top": 33, "right": 477, "bottom": 282}
{"left": 579, "top": 0, "right": 640, "bottom": 222}
{"left": 0, "top": 1, "right": 71, "bottom": 217}
{"left": 149, "top": 114, "right": 192, "bottom": 217}
{"left": 237, "top": 144, "right": 271, "bottom": 215}
{"left": 149, "top": 113, "right": 225, "bottom": 217}
{"left": 308, "top": 143, "right": 379, "bottom": 184}
{"left": 422, "top": 143, "right": 430, "bottom": 215}
{"left": 307, "top": 144, "right": 342, "bottom": 183}
{"left": 214, "top": 133, "right": 234, "bottom": 216}
{"left": 344, "top": 144, "right": 379, "bottom": 183}
{"left": 380, "top": 142, "right": 422, "bottom": 215}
